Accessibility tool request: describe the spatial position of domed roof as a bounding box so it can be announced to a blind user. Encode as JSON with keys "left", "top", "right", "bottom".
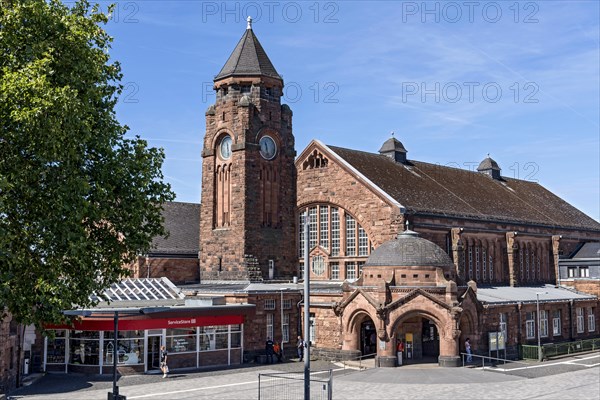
{"left": 379, "top": 137, "right": 406, "bottom": 153}
{"left": 477, "top": 156, "right": 500, "bottom": 171}
{"left": 365, "top": 230, "right": 454, "bottom": 269}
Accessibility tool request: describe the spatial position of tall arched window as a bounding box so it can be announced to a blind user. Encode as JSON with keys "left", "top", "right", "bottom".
{"left": 298, "top": 204, "right": 371, "bottom": 281}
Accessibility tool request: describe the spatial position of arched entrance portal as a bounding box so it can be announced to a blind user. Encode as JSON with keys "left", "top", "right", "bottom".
{"left": 395, "top": 315, "right": 440, "bottom": 363}
{"left": 360, "top": 320, "right": 377, "bottom": 356}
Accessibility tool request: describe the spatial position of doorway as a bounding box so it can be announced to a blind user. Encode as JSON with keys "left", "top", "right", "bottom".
{"left": 147, "top": 336, "right": 161, "bottom": 371}
{"left": 421, "top": 318, "right": 440, "bottom": 358}
{"left": 360, "top": 320, "right": 377, "bottom": 356}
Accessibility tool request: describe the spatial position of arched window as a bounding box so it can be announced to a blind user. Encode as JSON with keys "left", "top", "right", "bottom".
{"left": 298, "top": 204, "right": 371, "bottom": 281}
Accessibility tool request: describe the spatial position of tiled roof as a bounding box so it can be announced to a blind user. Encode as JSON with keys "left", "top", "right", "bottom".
{"left": 379, "top": 137, "right": 406, "bottom": 153}
{"left": 215, "top": 28, "right": 281, "bottom": 81}
{"left": 327, "top": 146, "right": 600, "bottom": 231}
{"left": 151, "top": 201, "right": 200, "bottom": 255}
{"left": 477, "top": 156, "right": 500, "bottom": 171}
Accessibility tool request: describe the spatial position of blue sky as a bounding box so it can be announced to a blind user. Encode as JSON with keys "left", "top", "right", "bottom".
{"left": 100, "top": 1, "right": 599, "bottom": 221}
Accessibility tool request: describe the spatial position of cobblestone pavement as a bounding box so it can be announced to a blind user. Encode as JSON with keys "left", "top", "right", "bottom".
{"left": 8, "top": 353, "right": 600, "bottom": 400}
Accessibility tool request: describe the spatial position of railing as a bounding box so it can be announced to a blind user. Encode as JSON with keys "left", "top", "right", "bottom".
{"left": 461, "top": 352, "right": 530, "bottom": 370}
{"left": 520, "top": 345, "right": 540, "bottom": 360}
{"left": 338, "top": 352, "right": 377, "bottom": 371}
{"left": 521, "top": 338, "right": 600, "bottom": 360}
{"left": 258, "top": 369, "right": 333, "bottom": 400}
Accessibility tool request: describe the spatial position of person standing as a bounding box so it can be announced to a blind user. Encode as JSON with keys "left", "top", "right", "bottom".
{"left": 160, "top": 345, "right": 169, "bottom": 378}
{"left": 396, "top": 340, "right": 405, "bottom": 366}
{"left": 265, "top": 337, "right": 274, "bottom": 364}
{"left": 273, "top": 341, "right": 282, "bottom": 362}
{"left": 465, "top": 338, "right": 472, "bottom": 363}
{"left": 296, "top": 336, "right": 304, "bottom": 361}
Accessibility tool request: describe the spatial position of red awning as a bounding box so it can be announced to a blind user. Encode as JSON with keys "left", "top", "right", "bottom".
{"left": 48, "top": 315, "right": 244, "bottom": 331}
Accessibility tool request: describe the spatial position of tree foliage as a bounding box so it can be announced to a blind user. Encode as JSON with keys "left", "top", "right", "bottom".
{"left": 0, "top": 0, "right": 175, "bottom": 329}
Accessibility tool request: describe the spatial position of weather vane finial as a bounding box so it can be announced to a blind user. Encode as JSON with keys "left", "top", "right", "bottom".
{"left": 391, "top": 131, "right": 395, "bottom": 137}
{"left": 247, "top": 16, "right": 252, "bottom": 30}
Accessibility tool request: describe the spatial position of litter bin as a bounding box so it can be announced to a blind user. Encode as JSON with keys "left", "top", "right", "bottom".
{"left": 397, "top": 351, "right": 403, "bottom": 366}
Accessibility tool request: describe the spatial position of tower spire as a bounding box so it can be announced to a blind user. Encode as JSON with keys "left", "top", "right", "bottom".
{"left": 214, "top": 19, "right": 281, "bottom": 82}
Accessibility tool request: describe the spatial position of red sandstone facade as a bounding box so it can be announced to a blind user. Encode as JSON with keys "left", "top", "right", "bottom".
{"left": 130, "top": 256, "right": 199, "bottom": 285}
{"left": 0, "top": 313, "right": 21, "bottom": 394}
{"left": 199, "top": 26, "right": 297, "bottom": 281}
{"left": 296, "top": 140, "right": 599, "bottom": 287}
{"left": 294, "top": 140, "right": 600, "bottom": 366}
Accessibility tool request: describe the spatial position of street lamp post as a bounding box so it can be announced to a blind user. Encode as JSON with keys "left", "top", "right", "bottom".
{"left": 303, "top": 221, "right": 310, "bottom": 400}
{"left": 536, "top": 292, "right": 548, "bottom": 362}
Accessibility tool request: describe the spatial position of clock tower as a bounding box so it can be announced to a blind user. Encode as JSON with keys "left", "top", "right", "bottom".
{"left": 200, "top": 18, "right": 297, "bottom": 281}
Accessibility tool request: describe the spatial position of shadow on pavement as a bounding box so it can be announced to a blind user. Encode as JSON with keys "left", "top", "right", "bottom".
{"left": 9, "top": 373, "right": 112, "bottom": 397}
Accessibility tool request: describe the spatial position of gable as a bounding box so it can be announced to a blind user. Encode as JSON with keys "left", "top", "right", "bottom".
{"left": 296, "top": 140, "right": 405, "bottom": 211}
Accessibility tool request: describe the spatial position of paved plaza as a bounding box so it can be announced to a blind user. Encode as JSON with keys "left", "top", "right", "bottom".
{"left": 8, "top": 353, "right": 600, "bottom": 400}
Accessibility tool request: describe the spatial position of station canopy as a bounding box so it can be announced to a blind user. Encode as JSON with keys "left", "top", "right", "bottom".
{"left": 49, "top": 278, "right": 255, "bottom": 331}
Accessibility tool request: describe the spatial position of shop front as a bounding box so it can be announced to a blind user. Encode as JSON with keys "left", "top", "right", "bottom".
{"left": 44, "top": 307, "right": 253, "bottom": 374}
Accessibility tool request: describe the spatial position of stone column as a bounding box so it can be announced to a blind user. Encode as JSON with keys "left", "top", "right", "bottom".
{"left": 438, "top": 326, "right": 461, "bottom": 367}
{"left": 552, "top": 235, "right": 562, "bottom": 285}
{"left": 506, "top": 232, "right": 519, "bottom": 287}
{"left": 375, "top": 312, "right": 396, "bottom": 367}
{"left": 451, "top": 228, "right": 465, "bottom": 282}
{"left": 342, "top": 330, "right": 358, "bottom": 351}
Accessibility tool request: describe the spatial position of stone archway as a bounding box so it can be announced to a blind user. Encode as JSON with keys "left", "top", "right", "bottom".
{"left": 387, "top": 300, "right": 462, "bottom": 367}
{"left": 342, "top": 309, "right": 378, "bottom": 355}
{"left": 390, "top": 310, "right": 447, "bottom": 364}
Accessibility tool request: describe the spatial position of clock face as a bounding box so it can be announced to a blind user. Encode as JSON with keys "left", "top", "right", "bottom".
{"left": 259, "top": 136, "right": 277, "bottom": 160}
{"left": 220, "top": 136, "right": 232, "bottom": 160}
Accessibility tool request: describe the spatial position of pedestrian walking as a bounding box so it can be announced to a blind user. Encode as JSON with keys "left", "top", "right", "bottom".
{"left": 465, "top": 338, "right": 472, "bottom": 363}
{"left": 265, "top": 337, "right": 274, "bottom": 364}
{"left": 160, "top": 345, "right": 169, "bottom": 378}
{"left": 297, "top": 335, "right": 304, "bottom": 361}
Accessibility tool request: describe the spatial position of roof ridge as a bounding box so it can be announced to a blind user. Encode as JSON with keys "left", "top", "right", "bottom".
{"left": 325, "top": 143, "right": 600, "bottom": 231}
{"left": 231, "top": 30, "right": 249, "bottom": 74}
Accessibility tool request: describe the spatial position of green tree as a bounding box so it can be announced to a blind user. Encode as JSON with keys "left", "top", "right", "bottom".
{"left": 0, "top": 0, "right": 175, "bottom": 329}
